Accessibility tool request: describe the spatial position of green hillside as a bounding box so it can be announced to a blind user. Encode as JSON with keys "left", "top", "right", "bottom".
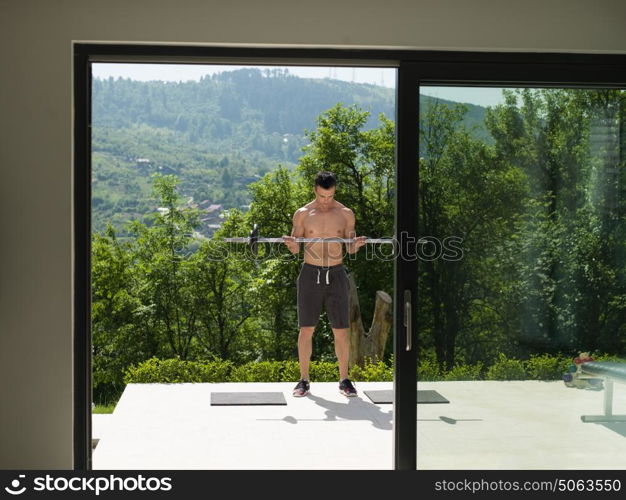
{"left": 92, "top": 68, "right": 492, "bottom": 237}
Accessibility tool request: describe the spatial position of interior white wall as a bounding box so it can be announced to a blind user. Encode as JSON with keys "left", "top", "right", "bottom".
{"left": 0, "top": 0, "right": 624, "bottom": 469}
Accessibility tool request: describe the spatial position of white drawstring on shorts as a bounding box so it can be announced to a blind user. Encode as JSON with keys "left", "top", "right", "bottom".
{"left": 316, "top": 268, "right": 330, "bottom": 285}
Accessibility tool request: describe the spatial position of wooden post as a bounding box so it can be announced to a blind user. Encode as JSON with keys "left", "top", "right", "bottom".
{"left": 347, "top": 273, "right": 392, "bottom": 368}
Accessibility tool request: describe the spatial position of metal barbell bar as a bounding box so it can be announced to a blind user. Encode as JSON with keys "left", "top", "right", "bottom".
{"left": 223, "top": 224, "right": 394, "bottom": 254}
{"left": 224, "top": 237, "right": 393, "bottom": 244}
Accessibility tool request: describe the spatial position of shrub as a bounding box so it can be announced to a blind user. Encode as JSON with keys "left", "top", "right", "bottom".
{"left": 281, "top": 361, "right": 301, "bottom": 382}
{"left": 230, "top": 361, "right": 285, "bottom": 382}
{"left": 592, "top": 352, "right": 623, "bottom": 362}
{"left": 124, "top": 358, "right": 387, "bottom": 383}
{"left": 349, "top": 359, "right": 393, "bottom": 381}
{"left": 124, "top": 352, "right": 591, "bottom": 385}
{"left": 310, "top": 361, "right": 341, "bottom": 381}
{"left": 485, "top": 353, "right": 526, "bottom": 380}
{"left": 124, "top": 357, "right": 233, "bottom": 383}
{"left": 442, "top": 363, "right": 484, "bottom": 381}
{"left": 198, "top": 358, "right": 235, "bottom": 381}
{"left": 525, "top": 353, "right": 569, "bottom": 380}
{"left": 417, "top": 359, "right": 440, "bottom": 381}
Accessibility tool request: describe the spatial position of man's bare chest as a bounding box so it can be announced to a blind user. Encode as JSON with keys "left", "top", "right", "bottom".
{"left": 303, "top": 209, "right": 346, "bottom": 237}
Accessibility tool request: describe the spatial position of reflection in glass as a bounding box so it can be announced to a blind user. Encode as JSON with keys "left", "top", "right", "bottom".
{"left": 417, "top": 88, "right": 626, "bottom": 469}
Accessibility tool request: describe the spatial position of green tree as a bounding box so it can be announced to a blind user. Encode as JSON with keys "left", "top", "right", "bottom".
{"left": 245, "top": 167, "right": 308, "bottom": 359}
{"left": 419, "top": 99, "right": 527, "bottom": 370}
{"left": 126, "top": 174, "right": 202, "bottom": 359}
{"left": 191, "top": 209, "right": 259, "bottom": 362}
{"left": 485, "top": 89, "right": 626, "bottom": 355}
{"left": 91, "top": 225, "right": 147, "bottom": 404}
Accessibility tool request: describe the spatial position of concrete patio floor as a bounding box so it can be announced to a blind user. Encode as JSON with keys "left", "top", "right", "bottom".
{"left": 92, "top": 380, "right": 626, "bottom": 470}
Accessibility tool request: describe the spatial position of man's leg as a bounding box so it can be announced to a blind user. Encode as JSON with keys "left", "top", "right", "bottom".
{"left": 334, "top": 327, "right": 357, "bottom": 397}
{"left": 296, "top": 263, "right": 322, "bottom": 384}
{"left": 298, "top": 326, "right": 315, "bottom": 380}
{"left": 332, "top": 328, "right": 350, "bottom": 381}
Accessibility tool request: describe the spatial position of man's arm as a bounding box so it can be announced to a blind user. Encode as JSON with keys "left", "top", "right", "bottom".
{"left": 344, "top": 209, "right": 366, "bottom": 254}
{"left": 283, "top": 209, "right": 305, "bottom": 254}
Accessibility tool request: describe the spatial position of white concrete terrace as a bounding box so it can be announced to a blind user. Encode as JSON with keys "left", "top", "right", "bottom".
{"left": 92, "top": 380, "right": 626, "bottom": 470}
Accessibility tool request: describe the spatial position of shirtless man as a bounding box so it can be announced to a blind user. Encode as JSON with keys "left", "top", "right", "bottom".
{"left": 283, "top": 171, "right": 366, "bottom": 397}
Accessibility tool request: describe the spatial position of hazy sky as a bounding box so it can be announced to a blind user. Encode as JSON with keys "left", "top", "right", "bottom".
{"left": 92, "top": 63, "right": 506, "bottom": 107}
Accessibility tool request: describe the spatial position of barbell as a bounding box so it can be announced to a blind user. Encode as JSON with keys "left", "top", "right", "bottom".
{"left": 223, "top": 224, "right": 394, "bottom": 255}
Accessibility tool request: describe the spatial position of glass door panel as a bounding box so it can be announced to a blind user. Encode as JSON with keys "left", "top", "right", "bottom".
{"left": 416, "top": 86, "right": 626, "bottom": 469}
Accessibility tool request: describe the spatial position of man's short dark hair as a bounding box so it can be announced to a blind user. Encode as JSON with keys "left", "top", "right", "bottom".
{"left": 315, "top": 171, "right": 337, "bottom": 189}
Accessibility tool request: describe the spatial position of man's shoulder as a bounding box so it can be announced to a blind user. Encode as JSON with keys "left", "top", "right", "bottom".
{"left": 337, "top": 204, "right": 354, "bottom": 217}
{"left": 298, "top": 203, "right": 314, "bottom": 212}
{"left": 293, "top": 205, "right": 311, "bottom": 219}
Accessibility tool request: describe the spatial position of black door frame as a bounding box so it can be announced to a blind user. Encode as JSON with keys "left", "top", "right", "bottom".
{"left": 399, "top": 55, "right": 626, "bottom": 470}
{"left": 74, "top": 44, "right": 626, "bottom": 470}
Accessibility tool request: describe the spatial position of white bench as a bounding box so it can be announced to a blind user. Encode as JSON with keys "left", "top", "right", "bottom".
{"left": 580, "top": 362, "right": 626, "bottom": 423}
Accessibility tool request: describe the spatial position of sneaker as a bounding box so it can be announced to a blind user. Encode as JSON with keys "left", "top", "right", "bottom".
{"left": 339, "top": 378, "right": 357, "bottom": 397}
{"left": 292, "top": 379, "right": 310, "bottom": 397}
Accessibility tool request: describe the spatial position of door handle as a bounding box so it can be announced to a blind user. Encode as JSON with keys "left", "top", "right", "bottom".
{"left": 404, "top": 290, "right": 412, "bottom": 351}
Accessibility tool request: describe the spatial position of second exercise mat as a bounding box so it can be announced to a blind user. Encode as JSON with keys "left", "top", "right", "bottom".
{"left": 210, "top": 392, "right": 287, "bottom": 406}
{"left": 363, "top": 390, "right": 449, "bottom": 404}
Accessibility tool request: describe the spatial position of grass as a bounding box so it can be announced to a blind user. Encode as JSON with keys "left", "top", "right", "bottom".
{"left": 92, "top": 403, "right": 117, "bottom": 414}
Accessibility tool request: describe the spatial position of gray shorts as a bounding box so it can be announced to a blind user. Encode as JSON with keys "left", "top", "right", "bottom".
{"left": 297, "top": 263, "right": 350, "bottom": 329}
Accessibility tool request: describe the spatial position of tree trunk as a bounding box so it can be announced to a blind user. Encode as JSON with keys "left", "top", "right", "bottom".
{"left": 347, "top": 273, "right": 392, "bottom": 368}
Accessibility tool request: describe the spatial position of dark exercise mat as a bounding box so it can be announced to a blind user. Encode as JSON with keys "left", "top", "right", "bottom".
{"left": 210, "top": 392, "right": 287, "bottom": 406}
{"left": 363, "top": 390, "right": 449, "bottom": 404}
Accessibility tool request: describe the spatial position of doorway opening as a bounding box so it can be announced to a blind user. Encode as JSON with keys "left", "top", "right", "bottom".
{"left": 88, "top": 61, "right": 398, "bottom": 469}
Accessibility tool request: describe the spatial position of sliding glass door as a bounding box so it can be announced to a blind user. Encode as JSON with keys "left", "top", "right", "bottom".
{"left": 405, "top": 76, "right": 626, "bottom": 468}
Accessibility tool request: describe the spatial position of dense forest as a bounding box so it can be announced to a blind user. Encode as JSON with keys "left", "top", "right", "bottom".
{"left": 91, "top": 72, "right": 625, "bottom": 405}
